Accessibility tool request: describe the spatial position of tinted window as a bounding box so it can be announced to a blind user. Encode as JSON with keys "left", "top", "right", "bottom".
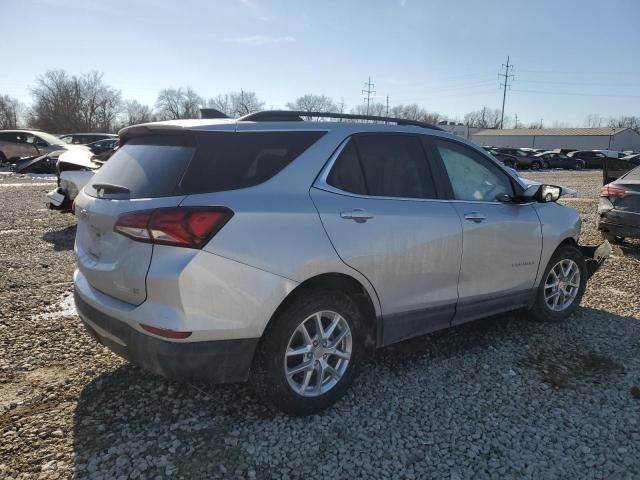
{"left": 326, "top": 141, "right": 367, "bottom": 195}
{"left": 352, "top": 134, "right": 435, "bottom": 198}
{"left": 434, "top": 139, "right": 514, "bottom": 202}
{"left": 182, "top": 131, "right": 325, "bottom": 194}
{"left": 86, "top": 135, "right": 195, "bottom": 199}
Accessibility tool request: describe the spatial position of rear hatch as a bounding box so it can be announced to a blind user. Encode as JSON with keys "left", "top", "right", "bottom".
{"left": 75, "top": 135, "right": 196, "bottom": 305}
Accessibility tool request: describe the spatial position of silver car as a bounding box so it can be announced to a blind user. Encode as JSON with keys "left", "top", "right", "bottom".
{"left": 0, "top": 129, "right": 69, "bottom": 163}
{"left": 73, "top": 111, "right": 609, "bottom": 415}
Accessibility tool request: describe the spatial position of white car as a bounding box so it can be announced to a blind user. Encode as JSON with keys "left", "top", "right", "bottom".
{"left": 46, "top": 149, "right": 100, "bottom": 210}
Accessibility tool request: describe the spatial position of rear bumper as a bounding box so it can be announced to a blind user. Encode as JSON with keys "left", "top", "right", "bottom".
{"left": 578, "top": 240, "right": 611, "bottom": 278}
{"left": 598, "top": 218, "right": 640, "bottom": 240}
{"left": 75, "top": 289, "right": 259, "bottom": 383}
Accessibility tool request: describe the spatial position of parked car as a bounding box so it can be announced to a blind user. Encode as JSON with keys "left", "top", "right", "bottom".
{"left": 598, "top": 155, "right": 640, "bottom": 244}
{"left": 484, "top": 147, "right": 518, "bottom": 169}
{"left": 491, "top": 147, "right": 544, "bottom": 170}
{"left": 0, "top": 129, "right": 70, "bottom": 164}
{"left": 568, "top": 150, "right": 627, "bottom": 169}
{"left": 72, "top": 111, "right": 609, "bottom": 415}
{"left": 535, "top": 151, "right": 585, "bottom": 170}
{"left": 87, "top": 137, "right": 118, "bottom": 155}
{"left": 59, "top": 133, "right": 117, "bottom": 145}
{"left": 46, "top": 142, "right": 118, "bottom": 210}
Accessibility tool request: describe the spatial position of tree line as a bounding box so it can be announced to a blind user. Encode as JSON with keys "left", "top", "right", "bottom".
{"left": 0, "top": 69, "right": 638, "bottom": 134}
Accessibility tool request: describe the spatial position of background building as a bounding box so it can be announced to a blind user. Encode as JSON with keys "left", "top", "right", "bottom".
{"left": 472, "top": 127, "right": 640, "bottom": 151}
{"left": 438, "top": 122, "right": 482, "bottom": 140}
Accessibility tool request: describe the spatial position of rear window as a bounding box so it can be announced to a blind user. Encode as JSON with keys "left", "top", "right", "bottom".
{"left": 86, "top": 131, "right": 325, "bottom": 199}
{"left": 86, "top": 135, "right": 196, "bottom": 198}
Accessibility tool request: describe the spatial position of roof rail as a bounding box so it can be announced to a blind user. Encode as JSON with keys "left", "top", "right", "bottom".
{"left": 237, "top": 110, "right": 443, "bottom": 131}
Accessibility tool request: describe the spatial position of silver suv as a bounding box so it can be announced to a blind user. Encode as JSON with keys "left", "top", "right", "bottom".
{"left": 73, "top": 111, "right": 608, "bottom": 415}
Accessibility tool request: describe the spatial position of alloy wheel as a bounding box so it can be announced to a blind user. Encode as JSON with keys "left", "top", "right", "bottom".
{"left": 544, "top": 259, "right": 581, "bottom": 311}
{"left": 284, "top": 310, "right": 352, "bottom": 397}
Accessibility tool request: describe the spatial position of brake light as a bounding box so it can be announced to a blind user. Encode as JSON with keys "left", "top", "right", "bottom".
{"left": 114, "top": 207, "right": 233, "bottom": 248}
{"left": 600, "top": 185, "right": 626, "bottom": 198}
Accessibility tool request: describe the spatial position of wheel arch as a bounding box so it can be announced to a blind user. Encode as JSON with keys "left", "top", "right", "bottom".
{"left": 261, "top": 272, "right": 380, "bottom": 355}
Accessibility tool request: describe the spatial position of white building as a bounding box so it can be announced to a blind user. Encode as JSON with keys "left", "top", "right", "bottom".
{"left": 471, "top": 127, "right": 640, "bottom": 151}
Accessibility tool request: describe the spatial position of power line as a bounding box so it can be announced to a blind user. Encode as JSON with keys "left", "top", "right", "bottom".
{"left": 499, "top": 56, "right": 514, "bottom": 129}
{"left": 511, "top": 89, "right": 640, "bottom": 99}
{"left": 362, "top": 76, "right": 376, "bottom": 115}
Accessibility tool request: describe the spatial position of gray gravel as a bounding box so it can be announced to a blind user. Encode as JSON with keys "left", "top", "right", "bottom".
{"left": 1, "top": 169, "right": 639, "bottom": 479}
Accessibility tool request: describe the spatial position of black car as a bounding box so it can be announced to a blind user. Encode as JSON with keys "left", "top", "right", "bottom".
{"left": 491, "top": 147, "right": 543, "bottom": 170}
{"left": 535, "top": 151, "right": 585, "bottom": 170}
{"left": 59, "top": 133, "right": 117, "bottom": 145}
{"left": 598, "top": 155, "right": 640, "bottom": 244}
{"left": 483, "top": 148, "right": 518, "bottom": 169}
{"left": 87, "top": 138, "right": 118, "bottom": 155}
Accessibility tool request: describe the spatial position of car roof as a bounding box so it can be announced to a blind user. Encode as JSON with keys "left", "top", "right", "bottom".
{"left": 0, "top": 128, "right": 43, "bottom": 133}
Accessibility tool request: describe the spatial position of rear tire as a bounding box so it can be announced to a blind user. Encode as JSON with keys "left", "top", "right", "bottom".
{"left": 0, "top": 152, "right": 6, "bottom": 165}
{"left": 529, "top": 245, "right": 587, "bottom": 322}
{"left": 250, "top": 290, "right": 365, "bottom": 416}
{"left": 574, "top": 160, "right": 585, "bottom": 170}
{"left": 530, "top": 161, "right": 542, "bottom": 171}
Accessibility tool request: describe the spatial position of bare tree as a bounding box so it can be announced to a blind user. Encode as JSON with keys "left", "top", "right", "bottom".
{"left": 30, "top": 70, "right": 122, "bottom": 133}
{"left": 584, "top": 113, "right": 603, "bottom": 128}
{"left": 389, "top": 104, "right": 442, "bottom": 124}
{"left": 607, "top": 115, "right": 640, "bottom": 133}
{"left": 207, "top": 91, "right": 264, "bottom": 118}
{"left": 0, "top": 94, "right": 22, "bottom": 129}
{"left": 123, "top": 99, "right": 153, "bottom": 126}
{"left": 351, "top": 102, "right": 386, "bottom": 117}
{"left": 286, "top": 94, "right": 337, "bottom": 119}
{"left": 463, "top": 107, "right": 502, "bottom": 128}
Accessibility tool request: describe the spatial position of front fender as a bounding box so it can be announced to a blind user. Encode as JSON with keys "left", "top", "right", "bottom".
{"left": 532, "top": 202, "right": 582, "bottom": 287}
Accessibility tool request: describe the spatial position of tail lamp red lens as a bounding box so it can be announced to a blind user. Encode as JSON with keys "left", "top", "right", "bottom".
{"left": 600, "top": 185, "right": 626, "bottom": 198}
{"left": 114, "top": 207, "right": 233, "bottom": 248}
{"left": 140, "top": 324, "right": 192, "bottom": 339}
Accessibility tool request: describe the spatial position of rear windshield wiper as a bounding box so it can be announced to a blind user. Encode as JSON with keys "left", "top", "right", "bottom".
{"left": 92, "top": 183, "right": 130, "bottom": 194}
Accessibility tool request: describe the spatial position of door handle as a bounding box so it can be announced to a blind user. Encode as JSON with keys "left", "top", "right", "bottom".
{"left": 340, "top": 208, "right": 374, "bottom": 223}
{"left": 464, "top": 212, "right": 486, "bottom": 223}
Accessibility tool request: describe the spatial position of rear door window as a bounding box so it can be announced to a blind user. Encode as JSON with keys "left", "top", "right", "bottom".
{"left": 354, "top": 135, "right": 436, "bottom": 198}
{"left": 326, "top": 134, "right": 436, "bottom": 199}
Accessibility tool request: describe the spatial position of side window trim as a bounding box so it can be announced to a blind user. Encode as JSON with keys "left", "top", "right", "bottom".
{"left": 427, "top": 136, "right": 521, "bottom": 203}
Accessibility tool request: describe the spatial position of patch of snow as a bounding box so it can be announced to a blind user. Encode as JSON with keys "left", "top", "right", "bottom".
{"left": 33, "top": 292, "right": 77, "bottom": 320}
{"left": 0, "top": 182, "right": 56, "bottom": 187}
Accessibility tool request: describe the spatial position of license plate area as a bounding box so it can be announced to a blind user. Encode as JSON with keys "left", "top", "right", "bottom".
{"left": 88, "top": 226, "right": 102, "bottom": 259}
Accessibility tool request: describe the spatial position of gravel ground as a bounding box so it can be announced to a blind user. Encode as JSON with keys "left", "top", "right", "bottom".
{"left": 1, "top": 169, "right": 639, "bottom": 479}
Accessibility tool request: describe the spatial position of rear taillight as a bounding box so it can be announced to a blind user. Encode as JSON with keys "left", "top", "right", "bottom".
{"left": 600, "top": 185, "right": 626, "bottom": 198}
{"left": 114, "top": 207, "right": 233, "bottom": 248}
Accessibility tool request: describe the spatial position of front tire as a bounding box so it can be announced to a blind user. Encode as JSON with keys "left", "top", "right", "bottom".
{"left": 530, "top": 161, "right": 542, "bottom": 171}
{"left": 574, "top": 160, "right": 585, "bottom": 170}
{"left": 250, "top": 290, "right": 365, "bottom": 416}
{"left": 529, "top": 245, "right": 587, "bottom": 322}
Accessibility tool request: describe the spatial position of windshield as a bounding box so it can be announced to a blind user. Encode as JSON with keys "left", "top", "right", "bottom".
{"left": 36, "top": 132, "right": 67, "bottom": 146}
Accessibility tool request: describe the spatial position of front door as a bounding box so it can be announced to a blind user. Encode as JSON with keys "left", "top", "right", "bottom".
{"left": 311, "top": 134, "right": 463, "bottom": 345}
{"left": 430, "top": 138, "right": 542, "bottom": 325}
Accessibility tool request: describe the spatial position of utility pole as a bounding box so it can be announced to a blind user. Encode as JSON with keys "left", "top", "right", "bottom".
{"left": 386, "top": 95, "right": 389, "bottom": 116}
{"left": 514, "top": 113, "right": 518, "bottom": 129}
{"left": 362, "top": 76, "right": 376, "bottom": 115}
{"left": 499, "top": 56, "right": 514, "bottom": 129}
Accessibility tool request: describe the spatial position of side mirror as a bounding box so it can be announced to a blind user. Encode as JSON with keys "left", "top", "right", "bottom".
{"left": 522, "top": 184, "right": 562, "bottom": 203}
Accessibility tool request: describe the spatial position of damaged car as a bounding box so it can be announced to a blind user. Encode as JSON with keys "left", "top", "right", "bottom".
{"left": 46, "top": 142, "right": 118, "bottom": 210}
{"left": 72, "top": 111, "right": 610, "bottom": 415}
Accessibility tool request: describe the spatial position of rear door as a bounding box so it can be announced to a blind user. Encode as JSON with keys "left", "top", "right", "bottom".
{"left": 74, "top": 135, "right": 196, "bottom": 305}
{"left": 311, "top": 134, "right": 462, "bottom": 345}
{"left": 428, "top": 137, "right": 542, "bottom": 324}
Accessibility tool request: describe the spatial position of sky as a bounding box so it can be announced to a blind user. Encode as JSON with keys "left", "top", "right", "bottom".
{"left": 2, "top": 0, "right": 639, "bottom": 126}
